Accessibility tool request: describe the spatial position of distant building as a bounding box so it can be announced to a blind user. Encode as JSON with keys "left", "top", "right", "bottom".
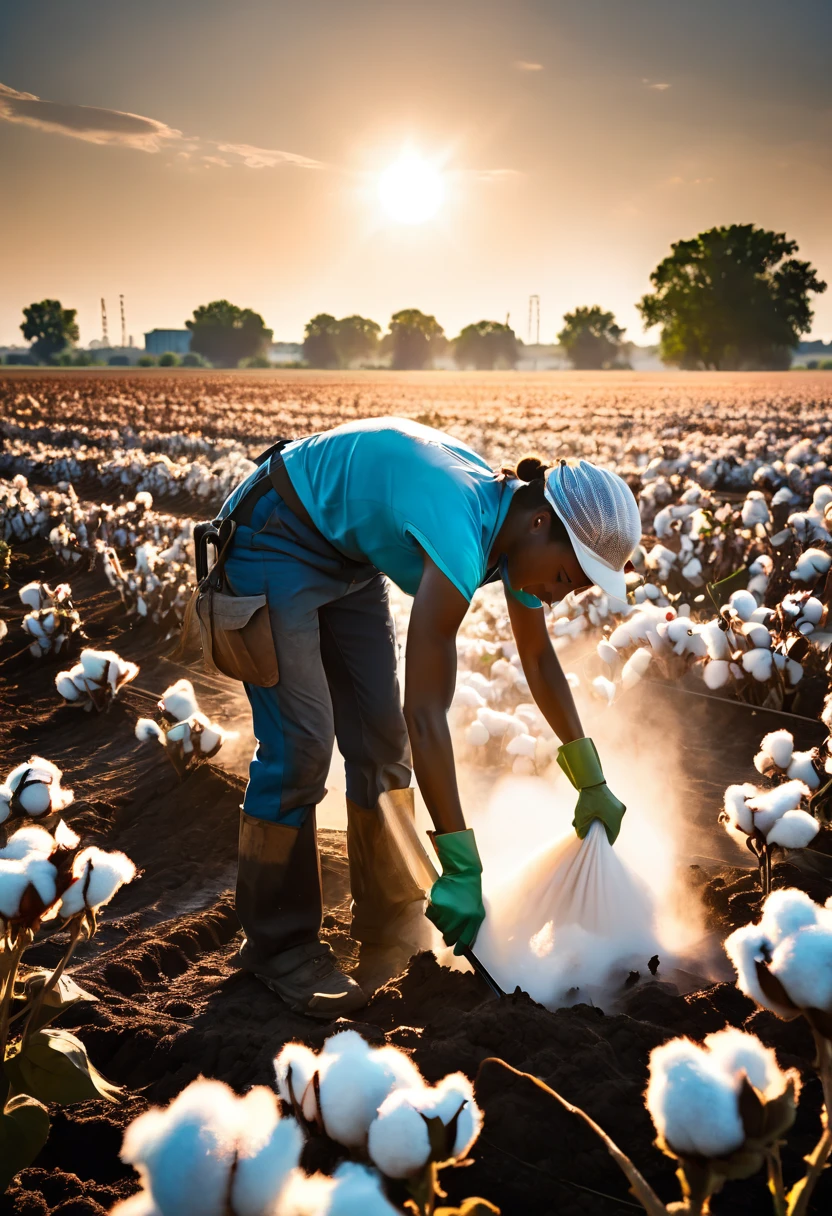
{"left": 145, "top": 329, "right": 191, "bottom": 355}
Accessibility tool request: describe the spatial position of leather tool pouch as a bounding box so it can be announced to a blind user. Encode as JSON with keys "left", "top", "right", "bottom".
{"left": 193, "top": 518, "right": 279, "bottom": 687}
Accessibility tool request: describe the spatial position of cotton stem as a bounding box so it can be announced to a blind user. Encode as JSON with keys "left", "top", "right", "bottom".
{"left": 0, "top": 934, "right": 28, "bottom": 1108}
{"left": 788, "top": 1033, "right": 832, "bottom": 1216}
{"left": 766, "top": 1146, "right": 786, "bottom": 1216}
{"left": 20, "top": 917, "right": 83, "bottom": 1053}
{"left": 476, "top": 1058, "right": 669, "bottom": 1215}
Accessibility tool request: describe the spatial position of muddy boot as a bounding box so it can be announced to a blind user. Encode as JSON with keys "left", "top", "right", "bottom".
{"left": 236, "top": 808, "right": 367, "bottom": 1019}
{"left": 346, "top": 788, "right": 433, "bottom": 991}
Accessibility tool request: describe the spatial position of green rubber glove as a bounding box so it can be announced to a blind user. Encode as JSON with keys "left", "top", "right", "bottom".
{"left": 426, "top": 828, "right": 485, "bottom": 955}
{"left": 557, "top": 737, "right": 626, "bottom": 846}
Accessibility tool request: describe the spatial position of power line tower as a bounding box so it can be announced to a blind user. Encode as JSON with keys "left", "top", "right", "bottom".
{"left": 101, "top": 298, "right": 109, "bottom": 346}
{"left": 119, "top": 295, "right": 127, "bottom": 348}
{"left": 527, "top": 294, "right": 540, "bottom": 346}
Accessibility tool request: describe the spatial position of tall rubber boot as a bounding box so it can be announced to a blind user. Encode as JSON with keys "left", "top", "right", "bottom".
{"left": 236, "top": 807, "right": 367, "bottom": 1018}
{"left": 346, "top": 788, "right": 434, "bottom": 989}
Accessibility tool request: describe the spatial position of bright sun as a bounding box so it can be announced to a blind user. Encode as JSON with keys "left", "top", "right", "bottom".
{"left": 378, "top": 151, "right": 445, "bottom": 224}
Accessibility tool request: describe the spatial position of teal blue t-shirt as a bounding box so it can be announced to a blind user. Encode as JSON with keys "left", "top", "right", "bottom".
{"left": 280, "top": 417, "right": 541, "bottom": 608}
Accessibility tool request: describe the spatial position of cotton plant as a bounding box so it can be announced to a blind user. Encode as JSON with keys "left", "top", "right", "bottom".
{"left": 0, "top": 757, "right": 75, "bottom": 828}
{"left": 134, "top": 679, "right": 237, "bottom": 777}
{"left": 55, "top": 647, "right": 139, "bottom": 712}
{"left": 18, "top": 581, "right": 82, "bottom": 659}
{"left": 0, "top": 815, "right": 135, "bottom": 1188}
{"left": 725, "top": 889, "right": 832, "bottom": 1212}
{"left": 721, "top": 778, "right": 818, "bottom": 895}
{"left": 275, "top": 1030, "right": 487, "bottom": 1216}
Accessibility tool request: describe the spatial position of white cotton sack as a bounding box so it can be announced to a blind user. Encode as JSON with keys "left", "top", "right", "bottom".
{"left": 766, "top": 810, "right": 820, "bottom": 849}
{"left": 475, "top": 821, "right": 658, "bottom": 1008}
{"left": 60, "top": 846, "right": 137, "bottom": 917}
{"left": 313, "top": 1031, "right": 423, "bottom": 1150}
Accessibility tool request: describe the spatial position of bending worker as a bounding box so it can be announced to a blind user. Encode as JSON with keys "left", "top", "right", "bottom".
{"left": 217, "top": 416, "right": 641, "bottom": 1017}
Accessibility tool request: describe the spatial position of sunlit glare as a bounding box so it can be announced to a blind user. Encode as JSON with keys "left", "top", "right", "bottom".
{"left": 377, "top": 151, "right": 445, "bottom": 225}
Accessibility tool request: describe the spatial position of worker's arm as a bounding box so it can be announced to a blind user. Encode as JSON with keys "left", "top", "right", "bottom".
{"left": 507, "top": 595, "right": 626, "bottom": 845}
{"left": 403, "top": 552, "right": 469, "bottom": 834}
{"left": 506, "top": 595, "right": 584, "bottom": 744}
{"left": 405, "top": 551, "right": 485, "bottom": 951}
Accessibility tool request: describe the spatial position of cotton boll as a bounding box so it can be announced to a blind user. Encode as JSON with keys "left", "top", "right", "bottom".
{"left": 743, "top": 623, "right": 772, "bottom": 650}
{"left": 120, "top": 1079, "right": 240, "bottom": 1216}
{"left": 770, "top": 923, "right": 832, "bottom": 1013}
{"left": 748, "top": 781, "right": 809, "bottom": 835}
{"left": 231, "top": 1088, "right": 303, "bottom": 1216}
{"left": 0, "top": 854, "right": 58, "bottom": 921}
{"left": 159, "top": 679, "right": 200, "bottom": 723}
{"left": 702, "top": 1028, "right": 789, "bottom": 1100}
{"left": 135, "top": 719, "right": 165, "bottom": 745}
{"left": 742, "top": 648, "right": 773, "bottom": 682}
{"left": 621, "top": 647, "right": 652, "bottom": 690}
{"left": 565, "top": 671, "right": 579, "bottom": 689}
{"left": 506, "top": 733, "right": 537, "bottom": 758}
{"left": 79, "top": 649, "right": 111, "bottom": 682}
{"left": 596, "top": 640, "right": 619, "bottom": 667}
{"left": 476, "top": 708, "right": 516, "bottom": 739}
{"left": 19, "top": 581, "right": 45, "bottom": 610}
{"left": 645, "top": 1038, "right": 745, "bottom": 1157}
{"left": 591, "top": 675, "right": 616, "bottom": 705}
{"left": 790, "top": 548, "right": 832, "bottom": 583}
{"left": 315, "top": 1032, "right": 423, "bottom": 1150}
{"left": 326, "top": 1162, "right": 401, "bottom": 1216}
{"left": 785, "top": 659, "right": 804, "bottom": 686}
{"left": 703, "top": 660, "right": 731, "bottom": 690}
{"left": 700, "top": 618, "right": 731, "bottom": 661}
{"left": 452, "top": 684, "right": 485, "bottom": 711}
{"left": 766, "top": 810, "right": 820, "bottom": 850}
{"left": 55, "top": 670, "right": 82, "bottom": 701}
{"left": 722, "top": 784, "right": 757, "bottom": 836}
{"left": 799, "top": 597, "right": 824, "bottom": 625}
{"left": 512, "top": 755, "right": 536, "bottom": 776}
{"left": 787, "top": 749, "right": 819, "bottom": 790}
{"left": 761, "top": 888, "right": 820, "bottom": 945}
{"left": 60, "top": 846, "right": 136, "bottom": 917}
{"left": 729, "top": 590, "right": 758, "bottom": 622}
{"left": 275, "top": 1042, "right": 319, "bottom": 1111}
{"left": 741, "top": 491, "right": 771, "bottom": 528}
{"left": 367, "top": 1093, "right": 431, "bottom": 1178}
{"left": 756, "top": 729, "right": 794, "bottom": 773}
{"left": 0, "top": 825, "right": 55, "bottom": 860}
{"left": 465, "top": 721, "right": 489, "bottom": 747}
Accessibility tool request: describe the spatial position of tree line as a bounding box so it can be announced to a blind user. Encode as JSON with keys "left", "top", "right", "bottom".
{"left": 7, "top": 224, "right": 828, "bottom": 372}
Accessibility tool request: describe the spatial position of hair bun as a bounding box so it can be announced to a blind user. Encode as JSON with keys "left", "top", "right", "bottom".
{"left": 515, "top": 455, "right": 548, "bottom": 482}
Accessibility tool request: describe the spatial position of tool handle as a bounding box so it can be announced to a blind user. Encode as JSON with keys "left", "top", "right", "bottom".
{"left": 458, "top": 946, "right": 505, "bottom": 999}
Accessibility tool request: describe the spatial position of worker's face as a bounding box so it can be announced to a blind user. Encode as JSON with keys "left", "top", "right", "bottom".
{"left": 506, "top": 508, "right": 590, "bottom": 607}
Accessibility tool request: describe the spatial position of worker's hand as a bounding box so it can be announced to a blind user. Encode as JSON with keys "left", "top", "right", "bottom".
{"left": 557, "top": 737, "right": 626, "bottom": 846}
{"left": 426, "top": 828, "right": 485, "bottom": 954}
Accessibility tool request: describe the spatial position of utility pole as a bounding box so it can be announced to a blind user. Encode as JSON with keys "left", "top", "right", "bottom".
{"left": 527, "top": 294, "right": 540, "bottom": 346}
{"left": 101, "top": 298, "right": 109, "bottom": 346}
{"left": 120, "top": 294, "right": 127, "bottom": 348}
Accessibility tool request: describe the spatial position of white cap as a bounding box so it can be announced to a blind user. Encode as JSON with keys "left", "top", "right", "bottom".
{"left": 543, "top": 459, "right": 641, "bottom": 601}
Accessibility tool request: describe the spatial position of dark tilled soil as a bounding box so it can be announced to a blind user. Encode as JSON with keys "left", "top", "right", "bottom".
{"left": 2, "top": 540, "right": 831, "bottom": 1215}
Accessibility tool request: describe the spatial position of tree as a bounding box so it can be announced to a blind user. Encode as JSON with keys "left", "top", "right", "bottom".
{"left": 385, "top": 309, "right": 446, "bottom": 370}
{"left": 158, "top": 352, "right": 180, "bottom": 367}
{"left": 557, "top": 306, "right": 626, "bottom": 370}
{"left": 454, "top": 320, "right": 519, "bottom": 370}
{"left": 185, "top": 300, "right": 272, "bottom": 368}
{"left": 336, "top": 315, "right": 381, "bottom": 366}
{"left": 20, "top": 299, "right": 79, "bottom": 363}
{"left": 302, "top": 314, "right": 340, "bottom": 368}
{"left": 638, "top": 225, "right": 827, "bottom": 370}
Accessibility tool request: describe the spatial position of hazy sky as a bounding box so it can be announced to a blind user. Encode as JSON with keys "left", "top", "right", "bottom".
{"left": 2, "top": 0, "right": 831, "bottom": 347}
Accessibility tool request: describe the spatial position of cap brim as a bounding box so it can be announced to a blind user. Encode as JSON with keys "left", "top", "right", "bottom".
{"left": 550, "top": 506, "right": 629, "bottom": 604}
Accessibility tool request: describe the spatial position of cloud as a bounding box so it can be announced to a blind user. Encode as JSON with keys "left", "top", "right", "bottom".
{"left": 642, "top": 78, "right": 671, "bottom": 91}
{"left": 0, "top": 81, "right": 320, "bottom": 168}
{"left": 513, "top": 60, "right": 544, "bottom": 72}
